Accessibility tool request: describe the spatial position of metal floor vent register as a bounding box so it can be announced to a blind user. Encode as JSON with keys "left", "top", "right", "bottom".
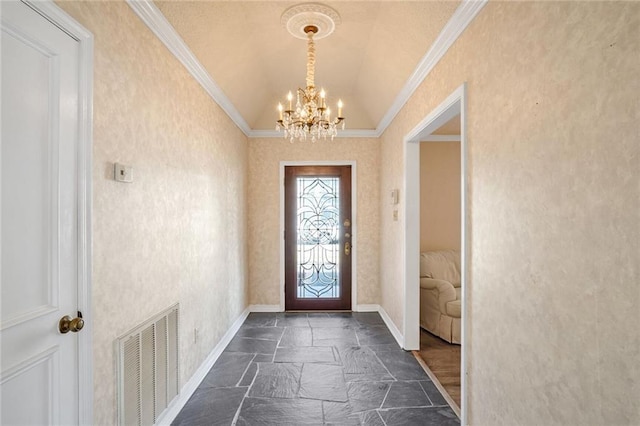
{"left": 116, "top": 304, "right": 179, "bottom": 425}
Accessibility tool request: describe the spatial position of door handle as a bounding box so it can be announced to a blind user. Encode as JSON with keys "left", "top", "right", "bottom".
{"left": 345, "top": 241, "right": 351, "bottom": 256}
{"left": 59, "top": 313, "right": 84, "bottom": 334}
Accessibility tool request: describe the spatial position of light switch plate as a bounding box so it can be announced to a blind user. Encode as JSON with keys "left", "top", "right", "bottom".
{"left": 114, "top": 163, "right": 133, "bottom": 183}
{"left": 390, "top": 189, "right": 399, "bottom": 205}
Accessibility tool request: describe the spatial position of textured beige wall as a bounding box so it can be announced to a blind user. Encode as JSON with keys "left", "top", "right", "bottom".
{"left": 56, "top": 2, "right": 248, "bottom": 424}
{"left": 420, "top": 142, "right": 461, "bottom": 252}
{"left": 380, "top": 1, "right": 639, "bottom": 425}
{"left": 248, "top": 138, "right": 380, "bottom": 307}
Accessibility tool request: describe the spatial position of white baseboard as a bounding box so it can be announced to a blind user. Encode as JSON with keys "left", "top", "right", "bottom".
{"left": 249, "top": 304, "right": 282, "bottom": 312}
{"left": 155, "top": 307, "right": 250, "bottom": 425}
{"left": 377, "top": 305, "right": 405, "bottom": 349}
{"left": 355, "top": 304, "right": 380, "bottom": 312}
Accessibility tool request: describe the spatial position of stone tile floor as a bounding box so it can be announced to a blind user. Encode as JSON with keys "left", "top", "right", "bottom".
{"left": 173, "top": 312, "right": 459, "bottom": 426}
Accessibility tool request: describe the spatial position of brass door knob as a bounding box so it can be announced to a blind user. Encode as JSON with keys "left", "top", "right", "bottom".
{"left": 59, "top": 315, "right": 85, "bottom": 334}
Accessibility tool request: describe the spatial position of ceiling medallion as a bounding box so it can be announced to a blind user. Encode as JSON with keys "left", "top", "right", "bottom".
{"left": 276, "top": 3, "right": 345, "bottom": 142}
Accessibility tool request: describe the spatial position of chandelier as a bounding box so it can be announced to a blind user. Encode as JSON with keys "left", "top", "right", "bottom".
{"left": 276, "top": 4, "right": 345, "bottom": 142}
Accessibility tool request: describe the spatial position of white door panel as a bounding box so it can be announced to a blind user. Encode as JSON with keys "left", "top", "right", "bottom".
{"left": 1, "top": 347, "right": 60, "bottom": 425}
{"left": 1, "top": 19, "right": 60, "bottom": 329}
{"left": 1, "top": 1, "right": 81, "bottom": 424}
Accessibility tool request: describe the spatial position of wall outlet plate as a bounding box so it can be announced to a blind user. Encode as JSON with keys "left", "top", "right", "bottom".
{"left": 114, "top": 163, "right": 133, "bottom": 183}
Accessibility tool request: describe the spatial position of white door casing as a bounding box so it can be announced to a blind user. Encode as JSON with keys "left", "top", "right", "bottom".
{"left": 403, "top": 83, "right": 467, "bottom": 422}
{"left": 0, "top": 1, "right": 93, "bottom": 424}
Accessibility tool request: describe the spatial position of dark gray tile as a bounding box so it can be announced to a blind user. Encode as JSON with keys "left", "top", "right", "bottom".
{"left": 279, "top": 327, "right": 313, "bottom": 347}
{"left": 238, "top": 361, "right": 258, "bottom": 387}
{"left": 339, "top": 346, "right": 389, "bottom": 376}
{"left": 353, "top": 312, "right": 385, "bottom": 326}
{"left": 312, "top": 327, "right": 358, "bottom": 347}
{"left": 225, "top": 336, "right": 277, "bottom": 355}
{"left": 381, "top": 381, "right": 431, "bottom": 408}
{"left": 364, "top": 344, "right": 401, "bottom": 353}
{"left": 299, "top": 363, "right": 348, "bottom": 402}
{"left": 172, "top": 386, "right": 246, "bottom": 426}
{"left": 378, "top": 406, "right": 459, "bottom": 426}
{"left": 308, "top": 316, "right": 357, "bottom": 328}
{"left": 236, "top": 397, "right": 323, "bottom": 425}
{"left": 355, "top": 326, "right": 397, "bottom": 345}
{"left": 243, "top": 313, "right": 277, "bottom": 327}
{"left": 357, "top": 410, "right": 386, "bottom": 426}
{"left": 174, "top": 312, "right": 418, "bottom": 425}
{"left": 376, "top": 350, "right": 429, "bottom": 380}
{"left": 238, "top": 354, "right": 275, "bottom": 387}
{"left": 236, "top": 326, "right": 284, "bottom": 341}
{"left": 344, "top": 372, "right": 395, "bottom": 382}
{"left": 420, "top": 380, "right": 449, "bottom": 406}
{"left": 326, "top": 312, "right": 354, "bottom": 318}
{"left": 347, "top": 381, "right": 390, "bottom": 413}
{"left": 248, "top": 362, "right": 301, "bottom": 399}
{"left": 322, "top": 401, "right": 358, "bottom": 425}
{"left": 278, "top": 312, "right": 309, "bottom": 318}
{"left": 254, "top": 353, "right": 275, "bottom": 362}
{"left": 200, "top": 352, "right": 254, "bottom": 388}
{"left": 274, "top": 346, "right": 338, "bottom": 363}
{"left": 276, "top": 313, "right": 311, "bottom": 327}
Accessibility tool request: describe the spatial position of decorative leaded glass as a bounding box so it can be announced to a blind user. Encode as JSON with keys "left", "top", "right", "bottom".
{"left": 296, "top": 177, "right": 340, "bottom": 298}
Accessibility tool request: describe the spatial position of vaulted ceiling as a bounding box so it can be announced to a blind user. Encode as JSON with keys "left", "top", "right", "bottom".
{"left": 144, "top": 1, "right": 467, "bottom": 135}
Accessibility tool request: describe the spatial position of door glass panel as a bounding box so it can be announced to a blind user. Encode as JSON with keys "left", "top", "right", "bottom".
{"left": 296, "top": 177, "right": 340, "bottom": 298}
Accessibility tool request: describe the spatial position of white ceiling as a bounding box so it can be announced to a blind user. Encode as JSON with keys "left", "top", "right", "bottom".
{"left": 152, "top": 1, "right": 462, "bottom": 133}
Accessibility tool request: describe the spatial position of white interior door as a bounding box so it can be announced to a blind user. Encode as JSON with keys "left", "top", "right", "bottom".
{"left": 1, "top": 1, "right": 82, "bottom": 424}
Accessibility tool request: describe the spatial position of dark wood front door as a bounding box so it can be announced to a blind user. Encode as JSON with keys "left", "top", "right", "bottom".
{"left": 285, "top": 166, "right": 352, "bottom": 310}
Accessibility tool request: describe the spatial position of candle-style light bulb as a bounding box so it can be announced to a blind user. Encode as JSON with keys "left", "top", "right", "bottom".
{"left": 287, "top": 91, "right": 293, "bottom": 110}
{"left": 337, "top": 99, "right": 343, "bottom": 117}
{"left": 320, "top": 89, "right": 326, "bottom": 108}
{"left": 278, "top": 103, "right": 283, "bottom": 120}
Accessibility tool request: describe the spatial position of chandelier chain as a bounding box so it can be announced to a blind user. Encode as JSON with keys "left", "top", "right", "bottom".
{"left": 306, "top": 31, "right": 315, "bottom": 89}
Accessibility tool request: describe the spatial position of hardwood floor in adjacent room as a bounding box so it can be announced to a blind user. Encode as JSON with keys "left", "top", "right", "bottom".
{"left": 415, "top": 329, "right": 461, "bottom": 409}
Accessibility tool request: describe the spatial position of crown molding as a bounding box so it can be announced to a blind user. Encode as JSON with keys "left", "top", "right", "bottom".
{"left": 248, "top": 129, "right": 380, "bottom": 139}
{"left": 375, "top": 0, "right": 487, "bottom": 136}
{"left": 421, "top": 134, "right": 461, "bottom": 142}
{"left": 126, "top": 0, "right": 251, "bottom": 136}
{"left": 127, "top": 0, "right": 486, "bottom": 140}
{"left": 336, "top": 129, "right": 381, "bottom": 138}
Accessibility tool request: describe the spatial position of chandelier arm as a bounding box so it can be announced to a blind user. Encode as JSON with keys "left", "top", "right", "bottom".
{"left": 306, "top": 31, "right": 315, "bottom": 89}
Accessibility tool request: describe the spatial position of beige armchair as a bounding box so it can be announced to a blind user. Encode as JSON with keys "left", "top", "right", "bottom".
{"left": 419, "top": 250, "right": 461, "bottom": 344}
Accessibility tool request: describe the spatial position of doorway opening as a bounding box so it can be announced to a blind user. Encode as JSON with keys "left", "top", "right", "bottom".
{"left": 283, "top": 164, "right": 353, "bottom": 311}
{"left": 403, "top": 84, "right": 468, "bottom": 422}
{"left": 416, "top": 116, "right": 462, "bottom": 412}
